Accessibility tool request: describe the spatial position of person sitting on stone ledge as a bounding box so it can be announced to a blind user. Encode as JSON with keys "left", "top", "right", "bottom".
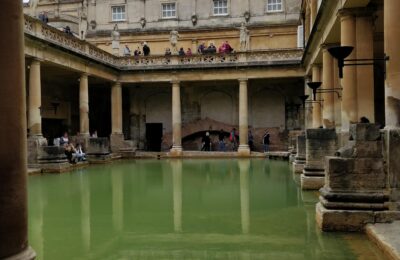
{"left": 60, "top": 132, "right": 69, "bottom": 145}
{"left": 64, "top": 143, "right": 76, "bottom": 164}
{"left": 73, "top": 143, "right": 86, "bottom": 162}
{"left": 360, "top": 116, "right": 370, "bottom": 123}
{"left": 91, "top": 130, "right": 98, "bottom": 138}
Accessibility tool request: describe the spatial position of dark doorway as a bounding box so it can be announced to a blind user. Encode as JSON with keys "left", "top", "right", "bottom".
{"left": 146, "top": 123, "right": 163, "bottom": 151}
{"left": 42, "top": 118, "right": 65, "bottom": 145}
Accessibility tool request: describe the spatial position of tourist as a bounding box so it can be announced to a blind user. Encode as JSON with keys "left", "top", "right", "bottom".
{"left": 230, "top": 128, "right": 238, "bottom": 151}
{"left": 134, "top": 47, "right": 141, "bottom": 57}
{"left": 64, "top": 143, "right": 76, "bottom": 164}
{"left": 38, "top": 12, "right": 49, "bottom": 24}
{"left": 223, "top": 41, "right": 233, "bottom": 53}
{"left": 123, "top": 44, "right": 131, "bottom": 56}
{"left": 201, "top": 132, "right": 211, "bottom": 151}
{"left": 73, "top": 143, "right": 86, "bottom": 162}
{"left": 248, "top": 130, "right": 254, "bottom": 151}
{"left": 178, "top": 47, "right": 185, "bottom": 56}
{"left": 360, "top": 116, "right": 370, "bottom": 123}
{"left": 198, "top": 42, "right": 206, "bottom": 54}
{"left": 64, "top": 26, "right": 73, "bottom": 36}
{"left": 218, "top": 129, "right": 226, "bottom": 151}
{"left": 207, "top": 43, "right": 217, "bottom": 54}
{"left": 91, "top": 130, "right": 98, "bottom": 138}
{"left": 186, "top": 48, "right": 192, "bottom": 56}
{"left": 165, "top": 47, "right": 172, "bottom": 56}
{"left": 263, "top": 130, "right": 270, "bottom": 152}
{"left": 60, "top": 132, "right": 69, "bottom": 145}
{"left": 142, "top": 42, "right": 150, "bottom": 56}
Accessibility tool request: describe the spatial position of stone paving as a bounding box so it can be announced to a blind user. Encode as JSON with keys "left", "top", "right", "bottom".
{"left": 366, "top": 221, "right": 400, "bottom": 260}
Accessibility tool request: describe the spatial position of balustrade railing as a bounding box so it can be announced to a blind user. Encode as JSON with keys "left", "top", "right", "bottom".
{"left": 24, "top": 15, "right": 303, "bottom": 70}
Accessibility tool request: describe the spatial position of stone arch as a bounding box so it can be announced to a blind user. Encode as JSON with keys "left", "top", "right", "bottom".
{"left": 200, "top": 90, "right": 234, "bottom": 125}
{"left": 250, "top": 88, "right": 285, "bottom": 128}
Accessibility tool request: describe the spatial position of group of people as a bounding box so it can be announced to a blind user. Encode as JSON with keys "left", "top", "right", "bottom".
{"left": 123, "top": 42, "right": 151, "bottom": 57}
{"left": 201, "top": 128, "right": 270, "bottom": 152}
{"left": 55, "top": 132, "right": 86, "bottom": 164}
{"left": 198, "top": 41, "right": 233, "bottom": 54}
{"left": 38, "top": 12, "right": 49, "bottom": 24}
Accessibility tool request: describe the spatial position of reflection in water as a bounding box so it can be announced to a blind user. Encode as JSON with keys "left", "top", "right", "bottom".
{"left": 28, "top": 159, "right": 386, "bottom": 259}
{"left": 238, "top": 160, "right": 250, "bottom": 234}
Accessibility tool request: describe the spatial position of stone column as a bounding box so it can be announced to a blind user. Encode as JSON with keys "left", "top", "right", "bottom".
{"left": 333, "top": 59, "right": 342, "bottom": 130}
{"left": 0, "top": 0, "right": 36, "bottom": 259}
{"left": 170, "top": 81, "right": 182, "bottom": 156}
{"left": 301, "top": 129, "right": 337, "bottom": 190}
{"left": 310, "top": 0, "right": 318, "bottom": 27}
{"left": 322, "top": 46, "right": 335, "bottom": 128}
{"left": 238, "top": 79, "right": 250, "bottom": 156}
{"left": 340, "top": 11, "right": 358, "bottom": 132}
{"left": 110, "top": 82, "right": 125, "bottom": 153}
{"left": 312, "top": 65, "right": 322, "bottom": 128}
{"left": 28, "top": 59, "right": 42, "bottom": 136}
{"left": 384, "top": 0, "right": 400, "bottom": 128}
{"left": 304, "top": 7, "right": 311, "bottom": 43}
{"left": 239, "top": 160, "right": 250, "bottom": 234}
{"left": 79, "top": 73, "right": 90, "bottom": 136}
{"left": 356, "top": 15, "right": 374, "bottom": 122}
{"left": 383, "top": 0, "right": 400, "bottom": 211}
{"left": 292, "top": 134, "right": 306, "bottom": 173}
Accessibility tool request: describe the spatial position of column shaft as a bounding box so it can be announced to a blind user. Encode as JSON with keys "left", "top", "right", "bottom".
{"left": 79, "top": 74, "right": 90, "bottom": 135}
{"left": 111, "top": 82, "right": 122, "bottom": 134}
{"left": 384, "top": 0, "right": 400, "bottom": 128}
{"left": 340, "top": 13, "right": 358, "bottom": 131}
{"left": 238, "top": 79, "right": 249, "bottom": 154}
{"left": 310, "top": 0, "right": 318, "bottom": 28}
{"left": 28, "top": 59, "right": 42, "bottom": 136}
{"left": 0, "top": 0, "right": 35, "bottom": 258}
{"left": 356, "top": 16, "right": 374, "bottom": 122}
{"left": 322, "top": 47, "right": 335, "bottom": 128}
{"left": 312, "top": 66, "right": 322, "bottom": 128}
{"left": 171, "top": 81, "right": 182, "bottom": 152}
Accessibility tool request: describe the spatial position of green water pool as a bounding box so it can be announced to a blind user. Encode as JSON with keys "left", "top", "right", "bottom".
{"left": 28, "top": 159, "right": 386, "bottom": 259}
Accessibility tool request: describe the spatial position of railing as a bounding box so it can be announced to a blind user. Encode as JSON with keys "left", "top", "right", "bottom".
{"left": 24, "top": 15, "right": 303, "bottom": 71}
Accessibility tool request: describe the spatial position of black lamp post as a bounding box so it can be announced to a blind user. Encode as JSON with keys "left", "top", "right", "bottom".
{"left": 298, "top": 95, "right": 309, "bottom": 108}
{"left": 328, "top": 46, "right": 389, "bottom": 79}
{"left": 307, "top": 81, "right": 322, "bottom": 101}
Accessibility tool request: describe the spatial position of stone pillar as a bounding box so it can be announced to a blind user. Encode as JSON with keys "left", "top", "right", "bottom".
{"left": 322, "top": 46, "right": 335, "bottom": 128}
{"left": 340, "top": 11, "right": 358, "bottom": 132}
{"left": 238, "top": 79, "right": 250, "bottom": 156}
{"left": 170, "top": 81, "right": 182, "bottom": 156}
{"left": 0, "top": 0, "right": 36, "bottom": 259}
{"left": 301, "top": 129, "right": 337, "bottom": 190}
{"left": 79, "top": 73, "right": 90, "bottom": 136}
{"left": 384, "top": 0, "right": 400, "bottom": 128}
{"left": 333, "top": 59, "right": 342, "bottom": 131}
{"left": 312, "top": 65, "right": 322, "bottom": 128}
{"left": 317, "top": 124, "right": 397, "bottom": 231}
{"left": 304, "top": 7, "right": 311, "bottom": 43}
{"left": 110, "top": 82, "right": 124, "bottom": 153}
{"left": 27, "top": 59, "right": 47, "bottom": 165}
{"left": 292, "top": 134, "right": 306, "bottom": 173}
{"left": 310, "top": 0, "right": 318, "bottom": 27}
{"left": 356, "top": 15, "right": 374, "bottom": 123}
{"left": 28, "top": 59, "right": 42, "bottom": 136}
{"left": 384, "top": 0, "right": 400, "bottom": 211}
{"left": 239, "top": 160, "right": 250, "bottom": 234}
{"left": 172, "top": 160, "right": 182, "bottom": 232}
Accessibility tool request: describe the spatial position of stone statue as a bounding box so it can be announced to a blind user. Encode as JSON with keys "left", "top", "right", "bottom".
{"left": 239, "top": 23, "right": 250, "bottom": 51}
{"left": 170, "top": 30, "right": 180, "bottom": 53}
{"left": 79, "top": 0, "right": 88, "bottom": 40}
{"left": 111, "top": 24, "right": 120, "bottom": 56}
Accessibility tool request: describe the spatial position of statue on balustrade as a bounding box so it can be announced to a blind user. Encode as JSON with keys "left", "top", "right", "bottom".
{"left": 170, "top": 30, "right": 180, "bottom": 54}
{"left": 239, "top": 23, "right": 250, "bottom": 51}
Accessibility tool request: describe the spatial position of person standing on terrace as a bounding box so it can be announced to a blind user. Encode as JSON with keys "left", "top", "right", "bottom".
{"left": 142, "top": 42, "right": 150, "bottom": 56}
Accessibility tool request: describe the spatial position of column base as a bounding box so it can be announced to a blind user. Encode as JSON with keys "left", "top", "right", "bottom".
{"left": 27, "top": 135, "right": 48, "bottom": 165}
{"left": 292, "top": 160, "right": 305, "bottom": 173}
{"left": 110, "top": 133, "right": 133, "bottom": 153}
{"left": 3, "top": 246, "right": 36, "bottom": 260}
{"left": 170, "top": 146, "right": 183, "bottom": 157}
{"left": 237, "top": 145, "right": 250, "bottom": 156}
{"left": 301, "top": 167, "right": 325, "bottom": 190}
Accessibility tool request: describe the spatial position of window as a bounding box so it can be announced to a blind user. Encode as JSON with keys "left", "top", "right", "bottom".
{"left": 111, "top": 6, "right": 126, "bottom": 21}
{"left": 162, "top": 3, "right": 176, "bottom": 18}
{"left": 267, "top": 0, "right": 283, "bottom": 12}
{"left": 213, "top": 0, "right": 228, "bottom": 15}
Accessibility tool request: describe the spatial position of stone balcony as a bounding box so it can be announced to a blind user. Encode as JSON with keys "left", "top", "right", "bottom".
{"left": 24, "top": 15, "right": 303, "bottom": 71}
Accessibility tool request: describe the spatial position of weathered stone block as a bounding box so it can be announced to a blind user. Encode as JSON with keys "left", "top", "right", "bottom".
{"left": 37, "top": 146, "right": 67, "bottom": 162}
{"left": 316, "top": 202, "right": 375, "bottom": 232}
{"left": 353, "top": 141, "right": 382, "bottom": 158}
{"left": 349, "top": 123, "right": 381, "bottom": 141}
{"left": 87, "top": 137, "right": 110, "bottom": 155}
{"left": 306, "top": 128, "right": 337, "bottom": 140}
{"left": 296, "top": 135, "right": 306, "bottom": 158}
{"left": 301, "top": 174, "right": 324, "bottom": 190}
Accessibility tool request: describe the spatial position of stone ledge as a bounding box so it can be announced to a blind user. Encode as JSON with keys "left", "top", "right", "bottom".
{"left": 301, "top": 175, "right": 324, "bottom": 190}
{"left": 366, "top": 222, "right": 400, "bottom": 260}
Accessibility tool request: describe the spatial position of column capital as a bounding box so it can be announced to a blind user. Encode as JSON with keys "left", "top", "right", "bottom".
{"left": 337, "top": 7, "right": 375, "bottom": 18}
{"left": 238, "top": 78, "right": 248, "bottom": 83}
{"left": 171, "top": 80, "right": 180, "bottom": 86}
{"left": 30, "top": 57, "right": 43, "bottom": 64}
{"left": 80, "top": 72, "right": 89, "bottom": 78}
{"left": 112, "top": 81, "right": 122, "bottom": 87}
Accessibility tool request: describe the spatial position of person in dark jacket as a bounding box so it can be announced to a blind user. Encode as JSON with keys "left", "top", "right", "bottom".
{"left": 201, "top": 131, "right": 211, "bottom": 151}
{"left": 142, "top": 42, "right": 150, "bottom": 56}
{"left": 263, "top": 130, "right": 270, "bottom": 152}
